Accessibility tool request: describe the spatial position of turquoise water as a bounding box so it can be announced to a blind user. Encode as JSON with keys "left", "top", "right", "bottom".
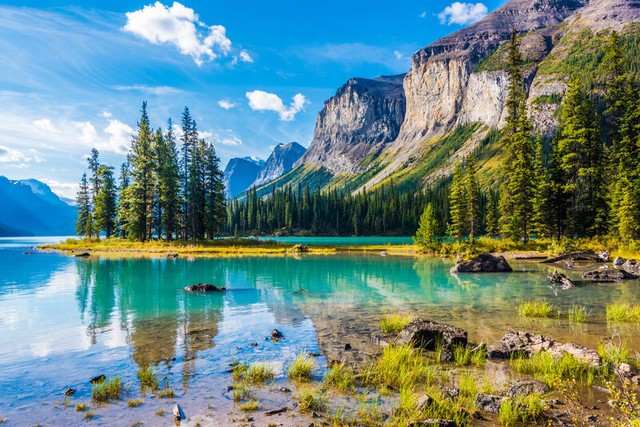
{"left": 1, "top": 237, "right": 640, "bottom": 425}
{"left": 258, "top": 235, "right": 413, "bottom": 246}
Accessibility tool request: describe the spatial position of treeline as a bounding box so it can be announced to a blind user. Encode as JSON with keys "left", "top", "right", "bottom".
{"left": 417, "top": 30, "right": 640, "bottom": 249}
{"left": 226, "top": 184, "right": 451, "bottom": 236}
{"left": 76, "top": 102, "right": 226, "bottom": 241}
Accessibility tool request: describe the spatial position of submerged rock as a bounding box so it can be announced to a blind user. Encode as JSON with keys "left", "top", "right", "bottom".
{"left": 62, "top": 388, "right": 75, "bottom": 397}
{"left": 372, "top": 318, "right": 467, "bottom": 363}
{"left": 89, "top": 374, "right": 105, "bottom": 384}
{"left": 498, "top": 329, "right": 555, "bottom": 358}
{"left": 184, "top": 283, "right": 226, "bottom": 293}
{"left": 550, "top": 342, "right": 601, "bottom": 368}
{"left": 475, "top": 393, "right": 503, "bottom": 413}
{"left": 613, "top": 257, "right": 640, "bottom": 275}
{"left": 450, "top": 253, "right": 512, "bottom": 274}
{"left": 582, "top": 267, "right": 636, "bottom": 282}
{"left": 506, "top": 379, "right": 550, "bottom": 397}
{"left": 271, "top": 329, "right": 285, "bottom": 340}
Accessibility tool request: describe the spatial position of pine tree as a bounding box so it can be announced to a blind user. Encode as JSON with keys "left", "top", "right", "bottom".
{"left": 464, "top": 157, "right": 480, "bottom": 242}
{"left": 156, "top": 120, "right": 182, "bottom": 240}
{"left": 76, "top": 173, "right": 93, "bottom": 238}
{"left": 414, "top": 203, "right": 440, "bottom": 251}
{"left": 530, "top": 136, "right": 551, "bottom": 237}
{"left": 87, "top": 148, "right": 101, "bottom": 202}
{"left": 499, "top": 30, "right": 534, "bottom": 243}
{"left": 485, "top": 191, "right": 499, "bottom": 237}
{"left": 116, "top": 161, "right": 130, "bottom": 238}
{"left": 93, "top": 165, "right": 117, "bottom": 238}
{"left": 448, "top": 162, "right": 467, "bottom": 243}
{"left": 204, "top": 142, "right": 226, "bottom": 238}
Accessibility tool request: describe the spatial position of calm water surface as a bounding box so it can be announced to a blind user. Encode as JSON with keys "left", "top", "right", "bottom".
{"left": 1, "top": 236, "right": 640, "bottom": 425}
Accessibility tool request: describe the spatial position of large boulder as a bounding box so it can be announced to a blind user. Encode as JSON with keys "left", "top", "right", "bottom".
{"left": 475, "top": 393, "right": 503, "bottom": 413}
{"left": 450, "top": 253, "right": 512, "bottom": 274}
{"left": 613, "top": 257, "right": 640, "bottom": 275}
{"left": 582, "top": 267, "right": 636, "bottom": 282}
{"left": 184, "top": 283, "right": 226, "bottom": 293}
{"left": 498, "top": 329, "right": 555, "bottom": 358}
{"left": 550, "top": 343, "right": 601, "bottom": 368}
{"left": 372, "top": 318, "right": 467, "bottom": 363}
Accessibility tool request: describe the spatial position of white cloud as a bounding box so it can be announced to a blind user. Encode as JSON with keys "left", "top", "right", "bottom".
{"left": 33, "top": 118, "right": 59, "bottom": 134}
{"left": 394, "top": 51, "right": 403, "bottom": 60}
{"left": 218, "top": 99, "right": 235, "bottom": 110}
{"left": 104, "top": 119, "right": 133, "bottom": 154}
{"left": 73, "top": 121, "right": 99, "bottom": 145}
{"left": 100, "top": 110, "right": 112, "bottom": 118}
{"left": 438, "top": 2, "right": 488, "bottom": 25}
{"left": 0, "top": 144, "right": 29, "bottom": 165}
{"left": 123, "top": 1, "right": 232, "bottom": 66}
{"left": 198, "top": 130, "right": 213, "bottom": 140}
{"left": 113, "top": 84, "right": 183, "bottom": 95}
{"left": 239, "top": 49, "right": 253, "bottom": 63}
{"left": 39, "top": 179, "right": 78, "bottom": 200}
{"left": 420, "top": 11, "right": 427, "bottom": 18}
{"left": 220, "top": 136, "right": 241, "bottom": 146}
{"left": 246, "top": 90, "right": 307, "bottom": 121}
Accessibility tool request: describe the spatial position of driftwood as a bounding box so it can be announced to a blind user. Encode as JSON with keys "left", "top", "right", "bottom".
{"left": 264, "top": 406, "right": 288, "bottom": 416}
{"left": 540, "top": 251, "right": 604, "bottom": 264}
{"left": 547, "top": 269, "right": 574, "bottom": 288}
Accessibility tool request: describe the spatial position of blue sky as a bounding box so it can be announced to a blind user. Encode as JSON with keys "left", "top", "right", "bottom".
{"left": 0, "top": 0, "right": 506, "bottom": 198}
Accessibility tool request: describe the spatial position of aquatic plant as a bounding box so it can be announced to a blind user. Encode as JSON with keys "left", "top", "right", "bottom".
{"left": 157, "top": 387, "right": 175, "bottom": 398}
{"left": 245, "top": 363, "right": 276, "bottom": 384}
{"left": 232, "top": 384, "right": 251, "bottom": 402}
{"left": 231, "top": 363, "right": 249, "bottom": 381}
{"left": 607, "top": 303, "right": 640, "bottom": 322}
{"left": 380, "top": 314, "right": 412, "bottom": 334}
{"left": 568, "top": 305, "right": 588, "bottom": 323}
{"left": 239, "top": 399, "right": 259, "bottom": 412}
{"left": 155, "top": 409, "right": 166, "bottom": 416}
{"left": 362, "top": 344, "right": 438, "bottom": 390}
{"left": 297, "top": 387, "right": 327, "bottom": 413}
{"left": 75, "top": 403, "right": 88, "bottom": 412}
{"left": 137, "top": 366, "right": 158, "bottom": 391}
{"left": 355, "top": 394, "right": 382, "bottom": 426}
{"left": 517, "top": 300, "right": 555, "bottom": 318}
{"left": 91, "top": 377, "right": 123, "bottom": 403}
{"left": 511, "top": 351, "right": 598, "bottom": 386}
{"left": 84, "top": 411, "right": 95, "bottom": 420}
{"left": 499, "top": 394, "right": 546, "bottom": 426}
{"left": 288, "top": 353, "right": 315, "bottom": 382}
{"left": 126, "top": 399, "right": 143, "bottom": 407}
{"left": 597, "top": 339, "right": 631, "bottom": 368}
{"left": 453, "top": 344, "right": 487, "bottom": 367}
{"left": 323, "top": 361, "right": 355, "bottom": 393}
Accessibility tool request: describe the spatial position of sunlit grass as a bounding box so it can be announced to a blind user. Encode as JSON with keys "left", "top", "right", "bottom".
{"left": 380, "top": 314, "right": 412, "bottom": 334}
{"left": 137, "top": 366, "right": 158, "bottom": 391}
{"left": 568, "top": 305, "right": 588, "bottom": 323}
{"left": 453, "top": 345, "right": 486, "bottom": 367}
{"left": 91, "top": 377, "right": 122, "bottom": 403}
{"left": 499, "top": 394, "right": 546, "bottom": 426}
{"left": 518, "top": 300, "right": 555, "bottom": 318}
{"left": 239, "top": 399, "right": 259, "bottom": 412}
{"left": 245, "top": 363, "right": 276, "bottom": 384}
{"left": 607, "top": 303, "right": 640, "bottom": 322}
{"left": 157, "top": 387, "right": 175, "bottom": 398}
{"left": 362, "top": 344, "right": 438, "bottom": 390}
{"left": 288, "top": 354, "right": 315, "bottom": 382}
{"left": 297, "top": 387, "right": 326, "bottom": 413}
{"left": 127, "top": 399, "right": 143, "bottom": 408}
{"left": 75, "top": 403, "right": 88, "bottom": 412}
{"left": 323, "top": 362, "right": 355, "bottom": 393}
{"left": 511, "top": 351, "right": 599, "bottom": 386}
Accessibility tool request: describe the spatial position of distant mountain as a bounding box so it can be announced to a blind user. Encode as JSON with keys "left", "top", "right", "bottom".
{"left": 223, "top": 157, "right": 265, "bottom": 197}
{"left": 0, "top": 176, "right": 76, "bottom": 236}
{"left": 252, "top": 142, "right": 307, "bottom": 187}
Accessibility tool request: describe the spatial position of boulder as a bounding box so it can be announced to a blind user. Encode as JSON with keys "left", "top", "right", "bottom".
{"left": 291, "top": 244, "right": 309, "bottom": 253}
{"left": 271, "top": 329, "right": 285, "bottom": 340}
{"left": 582, "top": 267, "right": 636, "bottom": 282}
{"left": 506, "top": 379, "right": 550, "bottom": 398}
{"left": 475, "top": 393, "right": 503, "bottom": 413}
{"left": 416, "top": 394, "right": 434, "bottom": 410}
{"left": 550, "top": 342, "right": 601, "bottom": 368}
{"left": 184, "top": 283, "right": 226, "bottom": 292}
{"left": 613, "top": 257, "right": 640, "bottom": 275}
{"left": 450, "top": 253, "right": 512, "bottom": 274}
{"left": 499, "top": 329, "right": 555, "bottom": 357}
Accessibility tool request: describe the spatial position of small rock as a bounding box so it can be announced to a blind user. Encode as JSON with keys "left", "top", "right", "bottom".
{"left": 173, "top": 403, "right": 184, "bottom": 421}
{"left": 62, "top": 388, "right": 75, "bottom": 397}
{"left": 167, "top": 253, "right": 179, "bottom": 258}
{"left": 23, "top": 251, "right": 36, "bottom": 255}
{"left": 506, "top": 379, "right": 550, "bottom": 397}
{"left": 271, "top": 329, "right": 284, "bottom": 340}
{"left": 409, "top": 419, "right": 456, "bottom": 427}
{"left": 278, "top": 387, "right": 292, "bottom": 393}
{"left": 226, "top": 385, "right": 234, "bottom": 393}
{"left": 616, "top": 362, "right": 634, "bottom": 377}
{"left": 631, "top": 375, "right": 640, "bottom": 384}
{"left": 550, "top": 342, "right": 601, "bottom": 368}
{"left": 264, "top": 406, "right": 288, "bottom": 416}
{"left": 248, "top": 342, "right": 258, "bottom": 347}
{"left": 89, "top": 374, "right": 105, "bottom": 384}
{"left": 344, "top": 343, "right": 352, "bottom": 351}
{"left": 416, "top": 395, "right": 433, "bottom": 410}
{"left": 585, "top": 415, "right": 598, "bottom": 422}
{"left": 548, "top": 269, "right": 574, "bottom": 288}
{"left": 440, "top": 386, "right": 460, "bottom": 399}
{"left": 291, "top": 244, "right": 309, "bottom": 253}
{"left": 582, "top": 268, "right": 636, "bottom": 282}
{"left": 184, "top": 283, "right": 226, "bottom": 292}
{"left": 499, "top": 329, "right": 555, "bottom": 358}
{"left": 75, "top": 252, "right": 90, "bottom": 258}
{"left": 475, "top": 393, "right": 502, "bottom": 413}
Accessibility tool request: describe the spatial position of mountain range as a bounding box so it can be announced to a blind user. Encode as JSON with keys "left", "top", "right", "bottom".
{"left": 223, "top": 142, "right": 306, "bottom": 197}
{"left": 248, "top": 0, "right": 640, "bottom": 195}
{"left": 0, "top": 176, "right": 76, "bottom": 237}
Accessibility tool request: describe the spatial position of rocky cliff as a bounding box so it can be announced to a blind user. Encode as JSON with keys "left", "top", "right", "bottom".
{"left": 223, "top": 157, "right": 264, "bottom": 197}
{"left": 253, "top": 142, "right": 307, "bottom": 187}
{"left": 296, "top": 75, "right": 406, "bottom": 174}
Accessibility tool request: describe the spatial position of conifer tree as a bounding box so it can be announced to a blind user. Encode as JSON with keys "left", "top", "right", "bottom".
{"left": 485, "top": 191, "right": 499, "bottom": 237}
{"left": 530, "top": 136, "right": 551, "bottom": 237}
{"left": 204, "top": 142, "right": 226, "bottom": 238}
{"left": 116, "top": 161, "right": 130, "bottom": 238}
{"left": 448, "top": 162, "right": 467, "bottom": 243}
{"left": 93, "top": 165, "right": 117, "bottom": 238}
{"left": 156, "top": 120, "right": 182, "bottom": 240}
{"left": 464, "top": 157, "right": 480, "bottom": 242}
{"left": 76, "top": 173, "right": 93, "bottom": 238}
{"left": 414, "top": 203, "right": 439, "bottom": 251}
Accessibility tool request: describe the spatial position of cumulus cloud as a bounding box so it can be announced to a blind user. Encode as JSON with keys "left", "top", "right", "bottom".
{"left": 438, "top": 2, "right": 488, "bottom": 25}
{"left": 100, "top": 111, "right": 112, "bottom": 118}
{"left": 246, "top": 90, "right": 307, "bottom": 121}
{"left": 73, "top": 121, "right": 99, "bottom": 145}
{"left": 0, "top": 144, "right": 29, "bottom": 165}
{"left": 33, "top": 118, "right": 60, "bottom": 134}
{"left": 104, "top": 119, "right": 134, "bottom": 154}
{"left": 123, "top": 1, "right": 232, "bottom": 66}
{"left": 40, "top": 179, "right": 79, "bottom": 200}
{"left": 220, "top": 136, "right": 241, "bottom": 146}
{"left": 218, "top": 99, "right": 235, "bottom": 110}
{"left": 239, "top": 49, "right": 253, "bottom": 63}
{"left": 419, "top": 11, "right": 427, "bottom": 18}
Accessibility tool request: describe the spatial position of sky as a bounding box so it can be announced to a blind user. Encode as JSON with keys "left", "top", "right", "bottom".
{"left": 0, "top": 0, "right": 507, "bottom": 199}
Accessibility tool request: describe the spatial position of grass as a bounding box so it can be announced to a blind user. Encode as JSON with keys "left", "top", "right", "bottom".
{"left": 157, "top": 387, "right": 175, "bottom": 398}
{"left": 499, "top": 394, "right": 546, "bottom": 427}
{"left": 155, "top": 409, "right": 166, "bottom": 416}
{"left": 231, "top": 363, "right": 249, "bottom": 381}
{"left": 137, "top": 366, "right": 158, "bottom": 391}
{"left": 380, "top": 314, "right": 412, "bottom": 334}
{"left": 127, "top": 399, "right": 143, "bottom": 407}
{"left": 244, "top": 363, "right": 276, "bottom": 384}
{"left": 453, "top": 345, "right": 486, "bottom": 367}
{"left": 568, "top": 305, "right": 588, "bottom": 323}
{"left": 597, "top": 340, "right": 631, "bottom": 367}
{"left": 517, "top": 300, "right": 555, "bottom": 318}
{"left": 75, "top": 403, "right": 88, "bottom": 412}
{"left": 232, "top": 384, "right": 251, "bottom": 402}
{"left": 288, "top": 353, "right": 315, "bottom": 382}
{"left": 91, "top": 377, "right": 122, "bottom": 403}
{"left": 606, "top": 303, "right": 640, "bottom": 322}
{"left": 511, "top": 351, "right": 599, "bottom": 386}
{"left": 297, "top": 387, "right": 327, "bottom": 413}
{"left": 239, "top": 399, "right": 259, "bottom": 412}
{"left": 131, "top": 422, "right": 143, "bottom": 427}
{"left": 362, "top": 344, "right": 438, "bottom": 390}
{"left": 84, "top": 411, "right": 95, "bottom": 420}
{"left": 323, "top": 362, "right": 355, "bottom": 393}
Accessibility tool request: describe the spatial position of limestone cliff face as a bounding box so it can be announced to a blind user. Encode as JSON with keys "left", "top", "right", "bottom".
{"left": 252, "top": 142, "right": 306, "bottom": 187}
{"left": 296, "top": 75, "right": 406, "bottom": 174}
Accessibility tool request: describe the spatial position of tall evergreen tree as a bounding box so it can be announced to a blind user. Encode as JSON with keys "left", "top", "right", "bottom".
{"left": 204, "top": 142, "right": 226, "bottom": 238}
{"left": 414, "top": 203, "right": 439, "bottom": 251}
{"left": 464, "top": 157, "right": 480, "bottom": 242}
{"left": 448, "top": 162, "right": 467, "bottom": 243}
{"left": 156, "top": 120, "right": 182, "bottom": 240}
{"left": 76, "top": 173, "right": 93, "bottom": 238}
{"left": 93, "top": 165, "right": 117, "bottom": 238}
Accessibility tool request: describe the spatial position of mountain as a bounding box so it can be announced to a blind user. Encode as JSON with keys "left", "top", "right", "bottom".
{"left": 253, "top": 142, "right": 307, "bottom": 187}
{"left": 253, "top": 0, "right": 640, "bottom": 194}
{"left": 0, "top": 176, "right": 76, "bottom": 236}
{"left": 223, "top": 157, "right": 265, "bottom": 197}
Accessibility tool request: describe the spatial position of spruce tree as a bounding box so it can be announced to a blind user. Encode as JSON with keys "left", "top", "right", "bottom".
{"left": 530, "top": 136, "right": 551, "bottom": 237}
{"left": 204, "top": 142, "right": 226, "bottom": 238}
{"left": 76, "top": 173, "right": 93, "bottom": 238}
{"left": 464, "top": 157, "right": 480, "bottom": 242}
{"left": 485, "top": 191, "right": 499, "bottom": 237}
{"left": 116, "top": 161, "right": 130, "bottom": 238}
{"left": 156, "top": 120, "right": 182, "bottom": 240}
{"left": 414, "top": 203, "right": 439, "bottom": 251}
{"left": 93, "top": 165, "right": 117, "bottom": 238}
{"left": 448, "top": 162, "right": 467, "bottom": 243}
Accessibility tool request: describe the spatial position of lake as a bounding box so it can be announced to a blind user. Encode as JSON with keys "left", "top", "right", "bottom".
{"left": 1, "top": 236, "right": 640, "bottom": 425}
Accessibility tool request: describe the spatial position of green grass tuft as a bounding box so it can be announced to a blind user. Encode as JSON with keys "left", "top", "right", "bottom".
{"left": 518, "top": 300, "right": 555, "bottom": 318}
{"left": 239, "top": 399, "right": 259, "bottom": 412}
{"left": 323, "top": 361, "right": 355, "bottom": 393}
{"left": 511, "top": 351, "right": 599, "bottom": 386}
{"left": 362, "top": 344, "right": 438, "bottom": 390}
{"left": 380, "top": 314, "right": 412, "bottom": 334}
{"left": 297, "top": 388, "right": 326, "bottom": 413}
{"left": 568, "top": 305, "right": 588, "bottom": 323}
{"left": 157, "top": 387, "right": 175, "bottom": 398}
{"left": 288, "top": 354, "right": 315, "bottom": 382}
{"left": 91, "top": 377, "right": 122, "bottom": 403}
{"left": 137, "top": 366, "right": 158, "bottom": 391}
{"left": 499, "top": 394, "right": 546, "bottom": 426}
{"left": 75, "top": 403, "right": 88, "bottom": 412}
{"left": 453, "top": 345, "right": 487, "bottom": 367}
{"left": 84, "top": 411, "right": 95, "bottom": 420}
{"left": 245, "top": 363, "right": 276, "bottom": 384}
{"left": 127, "top": 399, "right": 143, "bottom": 407}
{"left": 606, "top": 303, "right": 640, "bottom": 322}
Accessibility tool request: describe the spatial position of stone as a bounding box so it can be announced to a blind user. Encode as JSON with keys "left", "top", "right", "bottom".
{"left": 278, "top": 387, "right": 292, "bottom": 393}
{"left": 264, "top": 406, "right": 289, "bottom": 416}
{"left": 474, "top": 393, "right": 502, "bottom": 413}
{"left": 75, "top": 252, "right": 90, "bottom": 258}
{"left": 167, "top": 253, "right": 178, "bottom": 258}
{"left": 615, "top": 257, "right": 640, "bottom": 275}
{"left": 616, "top": 363, "right": 634, "bottom": 377}
{"left": 450, "top": 253, "right": 512, "bottom": 274}
{"left": 184, "top": 283, "right": 226, "bottom": 293}
{"left": 409, "top": 420, "right": 456, "bottom": 427}
{"left": 506, "top": 379, "right": 550, "bottom": 398}
{"left": 271, "top": 329, "right": 285, "bottom": 340}
{"left": 416, "top": 395, "right": 433, "bottom": 410}
{"left": 582, "top": 267, "right": 636, "bottom": 282}
{"left": 370, "top": 332, "right": 397, "bottom": 347}
{"left": 395, "top": 318, "right": 467, "bottom": 363}
{"left": 89, "top": 374, "right": 105, "bottom": 384}
{"left": 62, "top": 388, "right": 75, "bottom": 397}
{"left": 173, "top": 403, "right": 184, "bottom": 421}
{"left": 486, "top": 345, "right": 509, "bottom": 359}
{"left": 500, "top": 329, "right": 555, "bottom": 357}
{"left": 291, "top": 244, "right": 309, "bottom": 253}
{"left": 439, "top": 386, "right": 460, "bottom": 399}
{"left": 248, "top": 342, "right": 258, "bottom": 347}
{"left": 344, "top": 343, "right": 352, "bottom": 351}
{"left": 548, "top": 269, "right": 574, "bottom": 288}
{"left": 550, "top": 343, "right": 601, "bottom": 368}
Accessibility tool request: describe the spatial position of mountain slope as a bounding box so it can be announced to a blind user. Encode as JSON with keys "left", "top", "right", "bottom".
{"left": 0, "top": 176, "right": 76, "bottom": 236}
{"left": 223, "top": 157, "right": 265, "bottom": 197}
{"left": 253, "top": 142, "right": 306, "bottom": 187}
